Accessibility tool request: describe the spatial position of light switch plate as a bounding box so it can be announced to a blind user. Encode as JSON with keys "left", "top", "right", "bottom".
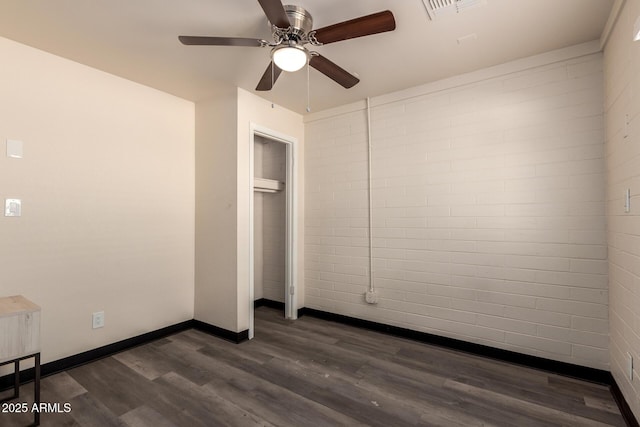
{"left": 4, "top": 199, "right": 21, "bottom": 217}
{"left": 625, "top": 189, "right": 631, "bottom": 213}
{"left": 6, "top": 139, "right": 23, "bottom": 158}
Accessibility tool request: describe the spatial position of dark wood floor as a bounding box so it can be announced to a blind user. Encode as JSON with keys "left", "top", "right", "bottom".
{"left": 1, "top": 307, "right": 625, "bottom": 426}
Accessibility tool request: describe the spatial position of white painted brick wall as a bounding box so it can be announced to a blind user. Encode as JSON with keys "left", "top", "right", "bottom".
{"left": 604, "top": 0, "right": 640, "bottom": 420}
{"left": 305, "top": 52, "right": 607, "bottom": 369}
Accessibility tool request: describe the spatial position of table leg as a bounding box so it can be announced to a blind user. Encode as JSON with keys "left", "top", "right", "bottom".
{"left": 0, "top": 360, "right": 20, "bottom": 403}
{"left": 13, "top": 360, "right": 20, "bottom": 400}
{"left": 33, "top": 353, "right": 40, "bottom": 426}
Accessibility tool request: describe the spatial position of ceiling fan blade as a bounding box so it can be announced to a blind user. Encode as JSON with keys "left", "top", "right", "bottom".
{"left": 309, "top": 55, "right": 359, "bottom": 89}
{"left": 256, "top": 62, "right": 283, "bottom": 91}
{"left": 313, "top": 10, "right": 396, "bottom": 45}
{"left": 178, "top": 36, "right": 264, "bottom": 47}
{"left": 257, "top": 0, "right": 290, "bottom": 28}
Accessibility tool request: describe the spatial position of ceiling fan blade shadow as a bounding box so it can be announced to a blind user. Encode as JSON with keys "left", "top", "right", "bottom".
{"left": 256, "top": 62, "right": 283, "bottom": 91}
{"left": 257, "top": 0, "right": 290, "bottom": 28}
{"left": 309, "top": 55, "right": 359, "bottom": 89}
{"left": 178, "top": 36, "right": 264, "bottom": 47}
{"left": 313, "top": 10, "right": 396, "bottom": 45}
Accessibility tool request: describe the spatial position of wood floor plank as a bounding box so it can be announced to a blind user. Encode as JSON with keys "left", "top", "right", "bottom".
{"left": 548, "top": 374, "right": 615, "bottom": 400}
{"left": 257, "top": 355, "right": 423, "bottom": 426}
{"left": 249, "top": 336, "right": 444, "bottom": 425}
{"left": 355, "top": 360, "right": 541, "bottom": 426}
{"left": 252, "top": 326, "right": 372, "bottom": 374}
{"left": 584, "top": 396, "right": 624, "bottom": 415}
{"left": 451, "top": 374, "right": 625, "bottom": 425}
{"left": 444, "top": 379, "right": 621, "bottom": 427}
{"left": 154, "top": 333, "right": 366, "bottom": 426}
{"left": 202, "top": 365, "right": 367, "bottom": 426}
{"left": 120, "top": 405, "right": 179, "bottom": 427}
{"left": 135, "top": 376, "right": 217, "bottom": 427}
{"left": 42, "top": 371, "right": 88, "bottom": 401}
{"left": 68, "top": 393, "right": 127, "bottom": 427}
{"left": 168, "top": 329, "right": 219, "bottom": 351}
{"left": 419, "top": 409, "right": 500, "bottom": 427}
{"left": 1, "top": 373, "right": 81, "bottom": 427}
{"left": 137, "top": 337, "right": 225, "bottom": 386}
{"left": 112, "top": 345, "right": 175, "bottom": 381}
{"left": 395, "top": 345, "right": 550, "bottom": 387}
{"left": 67, "top": 358, "right": 151, "bottom": 416}
{"left": 154, "top": 372, "right": 275, "bottom": 427}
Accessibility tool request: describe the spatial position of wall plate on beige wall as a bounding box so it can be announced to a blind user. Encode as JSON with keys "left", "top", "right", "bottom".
{"left": 6, "top": 139, "right": 23, "bottom": 158}
{"left": 625, "top": 189, "right": 631, "bottom": 213}
{"left": 5, "top": 199, "right": 21, "bottom": 217}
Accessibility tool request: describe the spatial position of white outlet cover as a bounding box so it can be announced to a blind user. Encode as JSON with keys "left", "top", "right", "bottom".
{"left": 5, "top": 199, "right": 21, "bottom": 217}
{"left": 6, "top": 139, "right": 23, "bottom": 158}
{"left": 365, "top": 291, "right": 379, "bottom": 304}
{"left": 92, "top": 311, "right": 105, "bottom": 329}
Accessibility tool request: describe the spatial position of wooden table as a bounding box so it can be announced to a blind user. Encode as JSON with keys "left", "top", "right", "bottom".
{"left": 0, "top": 295, "right": 41, "bottom": 426}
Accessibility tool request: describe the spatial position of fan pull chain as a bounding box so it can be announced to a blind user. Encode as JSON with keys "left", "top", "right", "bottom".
{"left": 271, "top": 61, "right": 275, "bottom": 109}
{"left": 306, "top": 60, "right": 311, "bottom": 113}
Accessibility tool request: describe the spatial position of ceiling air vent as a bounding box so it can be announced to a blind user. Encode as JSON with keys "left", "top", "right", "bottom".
{"left": 422, "top": 0, "right": 487, "bottom": 20}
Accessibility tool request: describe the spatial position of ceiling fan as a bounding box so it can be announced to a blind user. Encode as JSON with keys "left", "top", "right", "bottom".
{"left": 178, "top": 0, "right": 396, "bottom": 91}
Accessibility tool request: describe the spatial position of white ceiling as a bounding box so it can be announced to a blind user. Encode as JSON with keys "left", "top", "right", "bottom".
{"left": 0, "top": 0, "right": 615, "bottom": 114}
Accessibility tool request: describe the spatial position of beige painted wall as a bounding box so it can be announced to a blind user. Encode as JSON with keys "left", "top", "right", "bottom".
{"left": 194, "top": 87, "right": 239, "bottom": 331}
{"left": 0, "top": 37, "right": 195, "bottom": 365}
{"left": 604, "top": 0, "right": 640, "bottom": 419}
{"left": 237, "top": 88, "right": 305, "bottom": 330}
{"left": 194, "top": 88, "right": 303, "bottom": 333}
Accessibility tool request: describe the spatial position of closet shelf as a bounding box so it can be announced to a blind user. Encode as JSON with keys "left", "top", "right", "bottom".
{"left": 254, "top": 177, "right": 284, "bottom": 193}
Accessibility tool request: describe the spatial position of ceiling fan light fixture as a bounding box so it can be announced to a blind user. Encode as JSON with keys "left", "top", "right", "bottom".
{"left": 272, "top": 44, "right": 308, "bottom": 72}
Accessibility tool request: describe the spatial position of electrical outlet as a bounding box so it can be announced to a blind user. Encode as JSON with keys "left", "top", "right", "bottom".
{"left": 4, "top": 199, "right": 21, "bottom": 217}
{"left": 92, "top": 311, "right": 105, "bottom": 329}
{"left": 365, "top": 291, "right": 379, "bottom": 304}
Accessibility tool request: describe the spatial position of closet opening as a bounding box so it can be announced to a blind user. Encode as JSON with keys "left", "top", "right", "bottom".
{"left": 249, "top": 124, "right": 298, "bottom": 339}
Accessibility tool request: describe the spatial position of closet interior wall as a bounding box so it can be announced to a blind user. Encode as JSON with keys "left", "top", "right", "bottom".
{"left": 254, "top": 135, "right": 287, "bottom": 304}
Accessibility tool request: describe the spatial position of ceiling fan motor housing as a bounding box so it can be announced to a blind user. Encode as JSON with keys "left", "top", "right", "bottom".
{"left": 283, "top": 5, "right": 313, "bottom": 39}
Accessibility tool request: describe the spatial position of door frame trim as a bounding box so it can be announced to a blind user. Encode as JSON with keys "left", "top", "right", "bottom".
{"left": 249, "top": 123, "right": 298, "bottom": 339}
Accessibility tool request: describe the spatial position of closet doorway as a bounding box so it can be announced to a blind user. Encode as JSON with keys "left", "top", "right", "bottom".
{"left": 249, "top": 124, "right": 298, "bottom": 339}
